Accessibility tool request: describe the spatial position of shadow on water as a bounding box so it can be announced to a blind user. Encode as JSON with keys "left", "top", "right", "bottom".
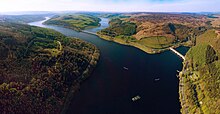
{"left": 29, "top": 18, "right": 189, "bottom": 114}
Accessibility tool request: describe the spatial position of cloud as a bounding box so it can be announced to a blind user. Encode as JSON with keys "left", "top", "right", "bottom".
{"left": 0, "top": 0, "right": 219, "bottom": 12}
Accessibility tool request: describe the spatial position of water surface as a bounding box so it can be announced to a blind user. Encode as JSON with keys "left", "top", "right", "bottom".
{"left": 85, "top": 18, "right": 109, "bottom": 33}
{"left": 29, "top": 18, "right": 189, "bottom": 114}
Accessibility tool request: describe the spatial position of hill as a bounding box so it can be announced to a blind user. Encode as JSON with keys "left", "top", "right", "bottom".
{"left": 196, "top": 29, "right": 220, "bottom": 54}
{"left": 179, "top": 44, "right": 220, "bottom": 114}
{"left": 44, "top": 14, "right": 101, "bottom": 31}
{"left": 98, "top": 13, "right": 209, "bottom": 54}
{"left": 179, "top": 14, "right": 220, "bottom": 114}
{"left": 0, "top": 22, "right": 99, "bottom": 113}
{"left": 0, "top": 14, "right": 49, "bottom": 23}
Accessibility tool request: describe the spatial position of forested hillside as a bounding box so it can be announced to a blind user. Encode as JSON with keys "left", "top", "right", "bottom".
{"left": 179, "top": 44, "right": 220, "bottom": 114}
{"left": 44, "top": 14, "right": 101, "bottom": 31}
{"left": 179, "top": 18, "right": 220, "bottom": 113}
{"left": 0, "top": 22, "right": 99, "bottom": 113}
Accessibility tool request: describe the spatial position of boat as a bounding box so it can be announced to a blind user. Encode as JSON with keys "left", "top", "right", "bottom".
{"left": 154, "top": 78, "right": 160, "bottom": 81}
{"left": 132, "top": 95, "right": 141, "bottom": 101}
{"left": 123, "top": 67, "right": 128, "bottom": 70}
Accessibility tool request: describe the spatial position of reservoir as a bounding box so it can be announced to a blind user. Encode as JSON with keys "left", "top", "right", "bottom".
{"left": 29, "top": 18, "right": 189, "bottom": 114}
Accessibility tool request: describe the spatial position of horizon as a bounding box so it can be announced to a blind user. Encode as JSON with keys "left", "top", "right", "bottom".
{"left": 1, "top": 11, "right": 219, "bottom": 16}
{"left": 0, "top": 0, "right": 220, "bottom": 13}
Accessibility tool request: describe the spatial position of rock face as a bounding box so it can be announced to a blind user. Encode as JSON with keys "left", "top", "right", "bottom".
{"left": 0, "top": 22, "right": 100, "bottom": 113}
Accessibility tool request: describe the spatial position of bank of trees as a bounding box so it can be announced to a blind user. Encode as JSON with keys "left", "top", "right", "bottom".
{"left": 0, "top": 22, "right": 99, "bottom": 113}
{"left": 100, "top": 18, "right": 137, "bottom": 37}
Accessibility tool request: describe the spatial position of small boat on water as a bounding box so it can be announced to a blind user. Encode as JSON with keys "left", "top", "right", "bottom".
{"left": 154, "top": 78, "right": 160, "bottom": 81}
{"left": 123, "top": 67, "right": 129, "bottom": 70}
{"left": 132, "top": 95, "right": 141, "bottom": 101}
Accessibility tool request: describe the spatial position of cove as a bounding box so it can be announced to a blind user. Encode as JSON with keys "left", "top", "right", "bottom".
{"left": 29, "top": 18, "right": 189, "bottom": 114}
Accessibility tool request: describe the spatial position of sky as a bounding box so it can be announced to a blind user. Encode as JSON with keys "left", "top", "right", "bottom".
{"left": 0, "top": 0, "right": 219, "bottom": 13}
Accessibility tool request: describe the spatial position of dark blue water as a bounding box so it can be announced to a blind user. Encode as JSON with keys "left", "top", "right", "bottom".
{"left": 30, "top": 18, "right": 189, "bottom": 114}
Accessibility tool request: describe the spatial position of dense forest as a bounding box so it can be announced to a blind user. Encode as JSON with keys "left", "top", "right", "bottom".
{"left": 0, "top": 22, "right": 99, "bottom": 113}
{"left": 44, "top": 14, "right": 101, "bottom": 31}
{"left": 100, "top": 18, "right": 137, "bottom": 37}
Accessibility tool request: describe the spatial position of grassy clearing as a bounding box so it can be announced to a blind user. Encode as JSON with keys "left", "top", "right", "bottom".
{"left": 138, "top": 36, "right": 175, "bottom": 49}
{"left": 196, "top": 30, "right": 218, "bottom": 45}
{"left": 186, "top": 44, "right": 209, "bottom": 67}
{"left": 97, "top": 33, "right": 168, "bottom": 54}
{"left": 196, "top": 29, "right": 220, "bottom": 55}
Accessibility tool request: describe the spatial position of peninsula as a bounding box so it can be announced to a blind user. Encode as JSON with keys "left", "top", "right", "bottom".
{"left": 44, "top": 14, "right": 101, "bottom": 31}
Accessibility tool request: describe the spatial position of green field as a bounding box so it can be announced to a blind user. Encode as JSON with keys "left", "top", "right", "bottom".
{"left": 196, "top": 29, "right": 220, "bottom": 54}
{"left": 138, "top": 36, "right": 175, "bottom": 49}
{"left": 196, "top": 29, "right": 218, "bottom": 45}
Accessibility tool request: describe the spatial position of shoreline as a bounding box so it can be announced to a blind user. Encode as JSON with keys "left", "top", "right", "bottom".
{"left": 38, "top": 20, "right": 189, "bottom": 113}
{"left": 32, "top": 19, "right": 101, "bottom": 114}
{"left": 96, "top": 33, "right": 189, "bottom": 54}
{"left": 61, "top": 48, "right": 100, "bottom": 114}
{"left": 28, "top": 17, "right": 190, "bottom": 114}
{"left": 42, "top": 20, "right": 190, "bottom": 113}
{"left": 97, "top": 33, "right": 165, "bottom": 54}
{"left": 43, "top": 20, "right": 189, "bottom": 55}
{"left": 178, "top": 65, "right": 188, "bottom": 114}
{"left": 42, "top": 16, "right": 102, "bottom": 32}
{"left": 42, "top": 23, "right": 101, "bottom": 32}
{"left": 96, "top": 33, "right": 191, "bottom": 114}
